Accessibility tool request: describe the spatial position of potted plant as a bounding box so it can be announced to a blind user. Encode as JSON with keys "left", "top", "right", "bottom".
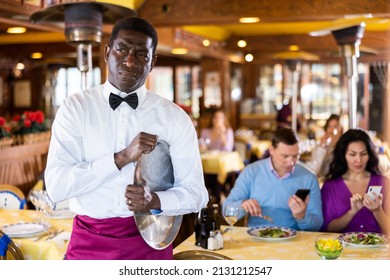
{"left": 0, "top": 116, "right": 13, "bottom": 148}
{"left": 12, "top": 110, "right": 50, "bottom": 144}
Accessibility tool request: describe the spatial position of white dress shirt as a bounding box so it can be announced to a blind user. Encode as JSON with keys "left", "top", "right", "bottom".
{"left": 45, "top": 81, "right": 208, "bottom": 218}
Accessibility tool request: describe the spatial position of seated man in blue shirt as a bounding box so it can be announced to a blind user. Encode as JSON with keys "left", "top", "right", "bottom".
{"left": 223, "top": 127, "right": 323, "bottom": 231}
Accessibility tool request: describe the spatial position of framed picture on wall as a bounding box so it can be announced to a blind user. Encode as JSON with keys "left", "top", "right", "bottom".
{"left": 14, "top": 80, "right": 32, "bottom": 108}
{"left": 23, "top": 0, "right": 42, "bottom": 7}
{"left": 204, "top": 71, "right": 221, "bottom": 108}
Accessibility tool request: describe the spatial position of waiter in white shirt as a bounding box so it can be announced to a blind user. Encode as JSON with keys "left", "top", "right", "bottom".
{"left": 44, "top": 16, "right": 208, "bottom": 260}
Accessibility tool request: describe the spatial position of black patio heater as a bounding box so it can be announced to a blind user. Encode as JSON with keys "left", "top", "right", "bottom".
{"left": 30, "top": 2, "right": 137, "bottom": 90}
{"left": 285, "top": 59, "right": 301, "bottom": 134}
{"left": 332, "top": 23, "right": 365, "bottom": 129}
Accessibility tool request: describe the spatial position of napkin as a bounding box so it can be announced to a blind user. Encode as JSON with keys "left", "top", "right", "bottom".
{"left": 46, "top": 231, "right": 71, "bottom": 248}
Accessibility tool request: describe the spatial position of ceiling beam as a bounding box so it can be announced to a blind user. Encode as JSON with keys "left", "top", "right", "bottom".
{"left": 139, "top": 0, "right": 390, "bottom": 26}
{"left": 227, "top": 31, "right": 390, "bottom": 51}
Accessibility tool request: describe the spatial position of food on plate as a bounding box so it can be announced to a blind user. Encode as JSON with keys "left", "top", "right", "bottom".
{"left": 258, "top": 227, "right": 289, "bottom": 238}
{"left": 344, "top": 232, "right": 386, "bottom": 245}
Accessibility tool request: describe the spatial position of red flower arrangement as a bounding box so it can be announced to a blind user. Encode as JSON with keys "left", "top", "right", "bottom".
{"left": 0, "top": 116, "right": 11, "bottom": 139}
{"left": 13, "top": 110, "right": 48, "bottom": 136}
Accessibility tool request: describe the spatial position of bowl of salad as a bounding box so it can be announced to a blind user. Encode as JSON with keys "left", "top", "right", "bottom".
{"left": 315, "top": 234, "right": 344, "bottom": 260}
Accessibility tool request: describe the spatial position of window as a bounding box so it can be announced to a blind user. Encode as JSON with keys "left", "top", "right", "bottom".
{"left": 147, "top": 66, "right": 174, "bottom": 101}
{"left": 148, "top": 65, "right": 201, "bottom": 117}
{"left": 255, "top": 63, "right": 346, "bottom": 120}
{"left": 54, "top": 67, "right": 101, "bottom": 106}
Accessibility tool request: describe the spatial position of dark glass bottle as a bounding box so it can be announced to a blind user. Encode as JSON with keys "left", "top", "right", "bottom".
{"left": 210, "top": 203, "right": 221, "bottom": 231}
{"left": 199, "top": 207, "right": 209, "bottom": 249}
{"left": 194, "top": 211, "right": 202, "bottom": 246}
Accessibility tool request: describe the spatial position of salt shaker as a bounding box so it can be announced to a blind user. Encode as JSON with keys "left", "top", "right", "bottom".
{"left": 215, "top": 230, "right": 224, "bottom": 249}
{"left": 207, "top": 230, "right": 218, "bottom": 250}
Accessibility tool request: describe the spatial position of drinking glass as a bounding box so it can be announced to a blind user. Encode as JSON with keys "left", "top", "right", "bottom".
{"left": 198, "top": 138, "right": 211, "bottom": 153}
{"left": 29, "top": 190, "right": 54, "bottom": 224}
{"left": 223, "top": 204, "right": 239, "bottom": 242}
{"left": 198, "top": 138, "right": 207, "bottom": 153}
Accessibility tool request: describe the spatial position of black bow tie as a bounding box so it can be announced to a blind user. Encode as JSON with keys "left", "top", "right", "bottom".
{"left": 109, "top": 92, "right": 138, "bottom": 110}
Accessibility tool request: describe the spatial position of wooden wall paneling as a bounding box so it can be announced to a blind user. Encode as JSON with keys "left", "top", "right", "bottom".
{"left": 3, "top": 0, "right": 22, "bottom": 4}
{"left": 23, "top": 0, "right": 42, "bottom": 8}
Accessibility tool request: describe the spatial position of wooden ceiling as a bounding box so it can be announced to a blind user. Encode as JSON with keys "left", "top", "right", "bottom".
{"left": 138, "top": 0, "right": 390, "bottom": 63}
{"left": 0, "top": 0, "right": 390, "bottom": 65}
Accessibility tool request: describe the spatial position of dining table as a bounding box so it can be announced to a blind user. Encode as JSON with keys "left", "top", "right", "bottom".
{"left": 249, "top": 140, "right": 272, "bottom": 159}
{"left": 234, "top": 134, "right": 272, "bottom": 160}
{"left": 173, "top": 225, "right": 390, "bottom": 260}
{"left": 0, "top": 209, "right": 73, "bottom": 260}
{"left": 201, "top": 151, "right": 245, "bottom": 185}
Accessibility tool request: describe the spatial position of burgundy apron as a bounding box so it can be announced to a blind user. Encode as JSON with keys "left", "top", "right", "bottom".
{"left": 65, "top": 215, "right": 173, "bottom": 260}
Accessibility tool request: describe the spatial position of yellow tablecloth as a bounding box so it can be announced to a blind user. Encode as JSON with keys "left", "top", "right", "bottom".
{"left": 201, "top": 151, "right": 245, "bottom": 184}
{"left": 249, "top": 140, "right": 272, "bottom": 159}
{"left": 0, "top": 209, "right": 73, "bottom": 260}
{"left": 174, "top": 226, "right": 390, "bottom": 260}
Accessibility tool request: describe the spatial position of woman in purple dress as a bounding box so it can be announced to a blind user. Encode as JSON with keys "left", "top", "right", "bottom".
{"left": 321, "top": 129, "right": 390, "bottom": 234}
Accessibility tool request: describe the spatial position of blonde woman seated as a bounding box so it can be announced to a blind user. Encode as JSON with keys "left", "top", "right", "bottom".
{"left": 321, "top": 129, "right": 390, "bottom": 234}
{"left": 200, "top": 110, "right": 234, "bottom": 152}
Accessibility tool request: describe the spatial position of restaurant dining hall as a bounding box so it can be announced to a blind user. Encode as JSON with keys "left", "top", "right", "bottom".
{"left": 1, "top": 0, "right": 390, "bottom": 265}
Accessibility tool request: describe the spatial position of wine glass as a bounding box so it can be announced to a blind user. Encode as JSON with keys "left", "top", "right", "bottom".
{"left": 198, "top": 138, "right": 211, "bottom": 153}
{"left": 223, "top": 204, "right": 239, "bottom": 242}
{"left": 29, "top": 190, "right": 54, "bottom": 224}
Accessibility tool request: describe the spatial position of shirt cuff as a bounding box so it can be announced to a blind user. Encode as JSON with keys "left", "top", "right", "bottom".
{"left": 92, "top": 153, "right": 121, "bottom": 178}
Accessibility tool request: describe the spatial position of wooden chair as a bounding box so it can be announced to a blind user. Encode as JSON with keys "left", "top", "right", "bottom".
{"left": 233, "top": 138, "right": 251, "bottom": 165}
{"left": 0, "top": 230, "right": 24, "bottom": 260}
{"left": 0, "top": 184, "right": 27, "bottom": 210}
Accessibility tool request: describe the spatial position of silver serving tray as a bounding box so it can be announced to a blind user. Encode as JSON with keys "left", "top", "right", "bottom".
{"left": 134, "top": 140, "right": 182, "bottom": 250}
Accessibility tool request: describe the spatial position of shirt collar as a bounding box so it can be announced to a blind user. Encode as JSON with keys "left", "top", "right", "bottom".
{"left": 268, "top": 157, "right": 294, "bottom": 180}
{"left": 103, "top": 81, "right": 147, "bottom": 109}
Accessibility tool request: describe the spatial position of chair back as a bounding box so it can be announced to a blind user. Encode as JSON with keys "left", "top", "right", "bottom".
{"left": 0, "top": 184, "right": 27, "bottom": 210}
{"left": 233, "top": 139, "right": 250, "bottom": 165}
{"left": 0, "top": 230, "right": 24, "bottom": 260}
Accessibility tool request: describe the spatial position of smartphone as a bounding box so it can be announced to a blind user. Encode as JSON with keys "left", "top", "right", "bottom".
{"left": 367, "top": 186, "right": 382, "bottom": 200}
{"left": 295, "top": 189, "right": 310, "bottom": 200}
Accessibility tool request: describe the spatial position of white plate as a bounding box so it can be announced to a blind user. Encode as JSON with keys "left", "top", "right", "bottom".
{"left": 247, "top": 226, "right": 297, "bottom": 241}
{"left": 340, "top": 232, "right": 389, "bottom": 248}
{"left": 1, "top": 222, "right": 49, "bottom": 238}
{"left": 46, "top": 210, "right": 76, "bottom": 220}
